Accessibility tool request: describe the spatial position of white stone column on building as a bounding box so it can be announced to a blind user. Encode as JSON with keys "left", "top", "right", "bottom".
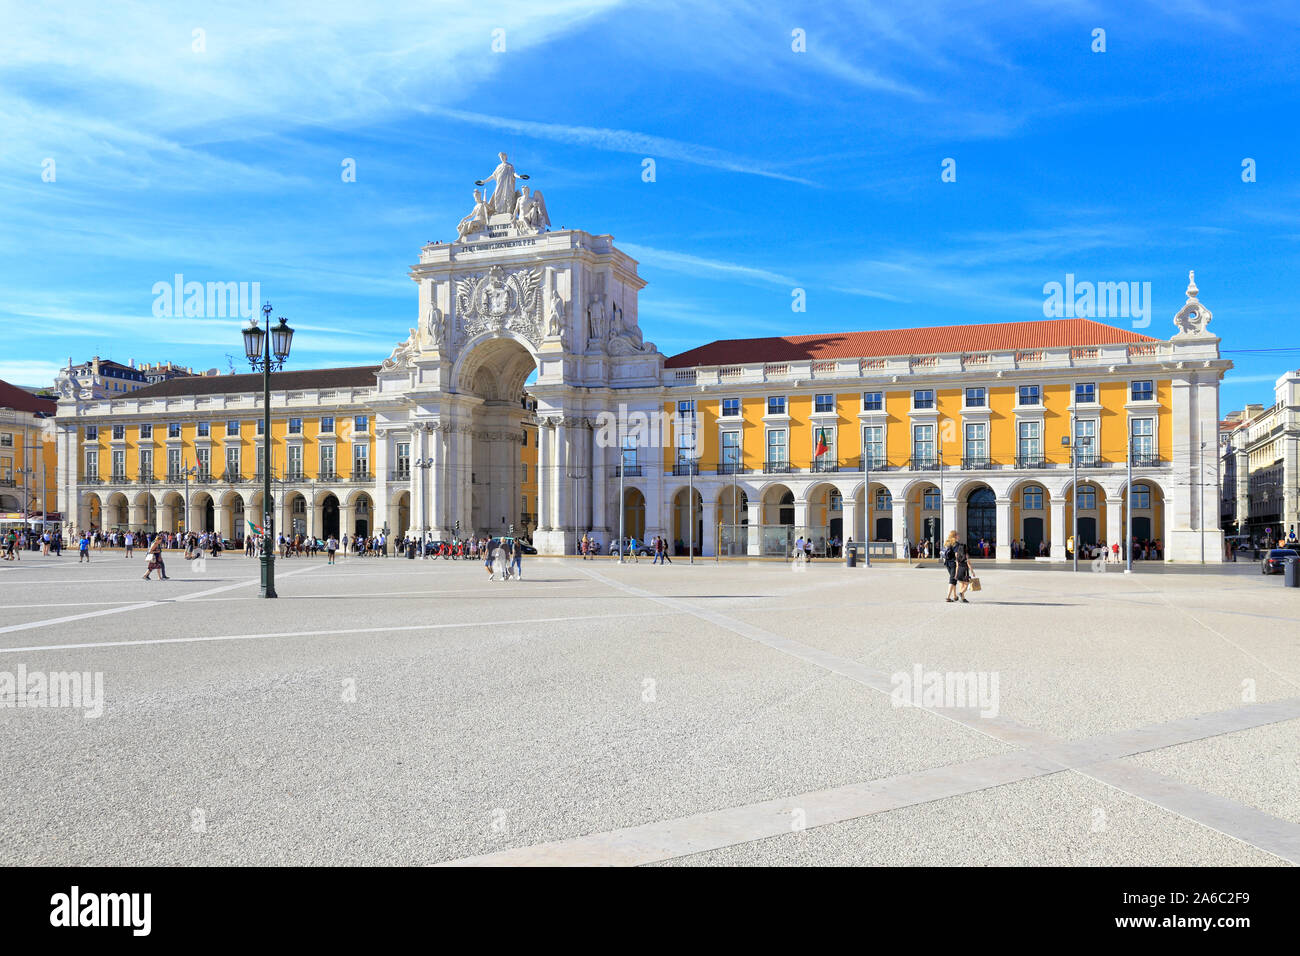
{"left": 892, "top": 496, "right": 909, "bottom": 559}
{"left": 1195, "top": 376, "right": 1225, "bottom": 561}
{"left": 214, "top": 500, "right": 231, "bottom": 540}
{"left": 411, "top": 424, "right": 427, "bottom": 533}
{"left": 537, "top": 419, "right": 553, "bottom": 532}
{"left": 746, "top": 500, "right": 762, "bottom": 556}
{"left": 375, "top": 427, "right": 390, "bottom": 535}
{"left": 841, "top": 497, "right": 857, "bottom": 549}
{"left": 995, "top": 497, "right": 1012, "bottom": 562}
{"left": 555, "top": 417, "right": 571, "bottom": 548}
{"left": 339, "top": 501, "right": 353, "bottom": 541}
{"left": 592, "top": 423, "right": 609, "bottom": 534}
{"left": 1105, "top": 492, "right": 1122, "bottom": 557}
{"left": 1049, "top": 497, "right": 1067, "bottom": 560}
{"left": 129, "top": 496, "right": 147, "bottom": 528}
{"left": 700, "top": 498, "right": 717, "bottom": 557}
{"left": 942, "top": 495, "right": 959, "bottom": 547}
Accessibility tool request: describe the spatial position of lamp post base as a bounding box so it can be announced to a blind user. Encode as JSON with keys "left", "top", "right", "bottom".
{"left": 259, "top": 552, "right": 277, "bottom": 599}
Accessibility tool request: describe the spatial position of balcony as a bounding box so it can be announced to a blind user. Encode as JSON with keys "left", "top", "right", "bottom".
{"left": 715, "top": 461, "right": 747, "bottom": 475}
{"left": 909, "top": 456, "right": 940, "bottom": 471}
{"left": 672, "top": 462, "right": 700, "bottom": 476}
{"left": 195, "top": 472, "right": 216, "bottom": 484}
{"left": 81, "top": 475, "right": 102, "bottom": 484}
{"left": 810, "top": 459, "right": 839, "bottom": 473}
{"left": 283, "top": 471, "right": 305, "bottom": 483}
{"left": 859, "top": 455, "right": 887, "bottom": 473}
{"left": 348, "top": 470, "right": 371, "bottom": 483}
{"left": 1072, "top": 454, "right": 1101, "bottom": 468}
{"left": 614, "top": 464, "right": 642, "bottom": 478}
{"left": 109, "top": 472, "right": 128, "bottom": 484}
{"left": 316, "top": 470, "right": 339, "bottom": 482}
{"left": 166, "top": 472, "right": 188, "bottom": 483}
{"left": 1015, "top": 455, "right": 1048, "bottom": 469}
{"left": 764, "top": 460, "right": 792, "bottom": 474}
{"left": 220, "top": 472, "right": 245, "bottom": 484}
{"left": 1131, "top": 453, "right": 1163, "bottom": 467}
{"left": 961, "top": 456, "right": 994, "bottom": 470}
{"left": 390, "top": 469, "right": 411, "bottom": 481}
{"left": 137, "top": 475, "right": 158, "bottom": 484}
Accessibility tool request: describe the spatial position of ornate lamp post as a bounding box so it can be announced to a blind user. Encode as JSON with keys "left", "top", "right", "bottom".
{"left": 242, "top": 303, "right": 294, "bottom": 598}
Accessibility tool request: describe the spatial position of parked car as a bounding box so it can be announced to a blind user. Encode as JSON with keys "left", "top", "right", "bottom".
{"left": 487, "top": 537, "right": 536, "bottom": 555}
{"left": 608, "top": 540, "right": 653, "bottom": 558}
{"left": 1261, "top": 548, "right": 1298, "bottom": 574}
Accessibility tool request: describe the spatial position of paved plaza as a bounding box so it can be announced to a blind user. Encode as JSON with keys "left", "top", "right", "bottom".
{"left": 1, "top": 550, "right": 1298, "bottom": 867}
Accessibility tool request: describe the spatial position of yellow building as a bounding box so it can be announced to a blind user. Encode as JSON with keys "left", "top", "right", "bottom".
{"left": 0, "top": 380, "right": 59, "bottom": 529}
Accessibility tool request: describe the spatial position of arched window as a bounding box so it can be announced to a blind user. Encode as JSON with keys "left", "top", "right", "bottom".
{"left": 1077, "top": 485, "right": 1096, "bottom": 510}
{"left": 1132, "top": 484, "right": 1151, "bottom": 509}
{"left": 292, "top": 497, "right": 306, "bottom": 515}
{"left": 922, "top": 488, "right": 940, "bottom": 509}
{"left": 1023, "top": 486, "right": 1044, "bottom": 510}
{"left": 875, "top": 489, "right": 892, "bottom": 510}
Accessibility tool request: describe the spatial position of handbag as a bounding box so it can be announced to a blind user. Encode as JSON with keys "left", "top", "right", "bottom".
{"left": 970, "top": 576, "right": 982, "bottom": 592}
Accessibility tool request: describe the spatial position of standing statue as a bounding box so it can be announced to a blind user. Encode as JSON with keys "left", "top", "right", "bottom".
{"left": 427, "top": 303, "right": 445, "bottom": 348}
{"left": 587, "top": 295, "right": 607, "bottom": 342}
{"left": 475, "top": 151, "right": 529, "bottom": 217}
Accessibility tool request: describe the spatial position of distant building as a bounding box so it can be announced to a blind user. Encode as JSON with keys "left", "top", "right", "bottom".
{"left": 54, "top": 357, "right": 210, "bottom": 400}
{"left": 1222, "top": 370, "right": 1300, "bottom": 544}
{"left": 0, "top": 378, "right": 59, "bottom": 525}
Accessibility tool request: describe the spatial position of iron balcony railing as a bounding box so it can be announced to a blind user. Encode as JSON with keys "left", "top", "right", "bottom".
{"left": 672, "top": 462, "right": 700, "bottom": 476}
{"left": 909, "top": 456, "right": 940, "bottom": 471}
{"left": 195, "top": 472, "right": 216, "bottom": 484}
{"left": 1015, "top": 455, "right": 1048, "bottom": 469}
{"left": 811, "top": 459, "right": 839, "bottom": 473}
{"left": 715, "top": 461, "right": 747, "bottom": 475}
{"left": 1073, "top": 454, "right": 1101, "bottom": 468}
{"left": 1131, "top": 453, "right": 1162, "bottom": 467}
{"left": 348, "top": 470, "right": 371, "bottom": 482}
{"left": 109, "top": 472, "right": 128, "bottom": 483}
{"left": 614, "top": 464, "right": 642, "bottom": 478}
{"left": 764, "top": 460, "right": 792, "bottom": 474}
{"left": 137, "top": 475, "right": 158, "bottom": 484}
{"left": 316, "top": 470, "right": 339, "bottom": 482}
{"left": 283, "top": 470, "right": 305, "bottom": 482}
{"left": 221, "top": 472, "right": 245, "bottom": 484}
{"left": 391, "top": 469, "right": 411, "bottom": 481}
{"left": 962, "top": 456, "right": 994, "bottom": 470}
{"left": 859, "top": 455, "right": 887, "bottom": 472}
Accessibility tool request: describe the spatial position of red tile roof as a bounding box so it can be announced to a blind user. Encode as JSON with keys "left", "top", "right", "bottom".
{"left": 663, "top": 318, "right": 1160, "bottom": 368}
{"left": 0, "top": 379, "right": 57, "bottom": 416}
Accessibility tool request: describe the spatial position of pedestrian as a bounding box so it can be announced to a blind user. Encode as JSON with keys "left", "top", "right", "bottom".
{"left": 326, "top": 535, "right": 338, "bottom": 565}
{"left": 78, "top": 533, "right": 90, "bottom": 563}
{"left": 491, "top": 540, "right": 508, "bottom": 581}
{"left": 143, "top": 533, "right": 169, "bottom": 580}
{"left": 511, "top": 538, "right": 523, "bottom": 581}
{"left": 942, "top": 530, "right": 960, "bottom": 603}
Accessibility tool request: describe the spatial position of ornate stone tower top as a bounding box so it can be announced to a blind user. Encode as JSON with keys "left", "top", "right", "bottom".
{"left": 1173, "top": 268, "right": 1213, "bottom": 337}
{"left": 454, "top": 152, "right": 551, "bottom": 243}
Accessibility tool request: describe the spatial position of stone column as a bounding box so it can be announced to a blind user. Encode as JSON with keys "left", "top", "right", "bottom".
{"left": 942, "top": 495, "right": 959, "bottom": 546}
{"left": 892, "top": 496, "right": 909, "bottom": 559}
{"left": 555, "top": 418, "right": 571, "bottom": 548}
{"left": 537, "top": 420, "right": 552, "bottom": 532}
{"left": 412, "top": 425, "right": 427, "bottom": 533}
{"left": 995, "top": 497, "right": 1012, "bottom": 562}
{"left": 841, "top": 498, "right": 857, "bottom": 550}
{"left": 215, "top": 501, "right": 231, "bottom": 540}
{"left": 592, "top": 428, "right": 608, "bottom": 534}
{"left": 1049, "top": 497, "right": 1066, "bottom": 560}
{"left": 746, "top": 500, "right": 762, "bottom": 556}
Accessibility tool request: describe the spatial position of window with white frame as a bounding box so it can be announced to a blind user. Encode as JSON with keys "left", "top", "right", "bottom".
{"left": 139, "top": 424, "right": 152, "bottom": 439}
{"left": 767, "top": 396, "right": 786, "bottom": 416}
{"left": 112, "top": 424, "right": 125, "bottom": 440}
{"left": 286, "top": 445, "right": 302, "bottom": 479}
{"left": 226, "top": 420, "right": 240, "bottom": 437}
{"left": 1075, "top": 382, "right": 1096, "bottom": 404}
{"left": 922, "top": 488, "right": 940, "bottom": 509}
{"left": 964, "top": 386, "right": 986, "bottom": 408}
{"left": 168, "top": 422, "right": 182, "bottom": 438}
{"left": 721, "top": 398, "right": 741, "bottom": 417}
{"left": 319, "top": 444, "right": 335, "bottom": 477}
{"left": 320, "top": 417, "right": 334, "bottom": 433}
{"left": 1023, "top": 485, "right": 1044, "bottom": 509}
{"left": 862, "top": 391, "right": 883, "bottom": 411}
{"left": 84, "top": 426, "right": 98, "bottom": 441}
{"left": 85, "top": 450, "right": 98, "bottom": 478}
{"left": 1075, "top": 419, "right": 1096, "bottom": 461}
{"left": 196, "top": 422, "right": 210, "bottom": 437}
{"left": 196, "top": 448, "right": 210, "bottom": 476}
{"left": 167, "top": 448, "right": 182, "bottom": 477}
{"left": 396, "top": 442, "right": 410, "bottom": 475}
{"left": 1132, "top": 483, "right": 1151, "bottom": 509}
{"left": 353, "top": 443, "right": 369, "bottom": 477}
{"left": 1131, "top": 417, "right": 1154, "bottom": 459}
{"left": 814, "top": 393, "right": 834, "bottom": 413}
{"left": 139, "top": 449, "right": 153, "bottom": 479}
{"left": 766, "top": 428, "right": 787, "bottom": 463}
{"left": 111, "top": 449, "right": 125, "bottom": 478}
{"left": 964, "top": 422, "right": 987, "bottom": 462}
{"left": 875, "top": 488, "right": 892, "bottom": 511}
{"left": 1131, "top": 380, "right": 1154, "bottom": 402}
{"left": 1017, "top": 420, "right": 1041, "bottom": 460}
{"left": 721, "top": 430, "right": 741, "bottom": 468}
{"left": 912, "top": 423, "right": 935, "bottom": 464}
{"left": 621, "top": 435, "right": 638, "bottom": 471}
{"left": 288, "top": 418, "right": 302, "bottom": 435}
{"left": 1077, "top": 485, "right": 1097, "bottom": 510}
{"left": 1018, "top": 385, "right": 1041, "bottom": 406}
{"left": 862, "top": 424, "right": 884, "bottom": 468}
{"left": 225, "top": 447, "right": 239, "bottom": 478}
{"left": 913, "top": 389, "right": 935, "bottom": 410}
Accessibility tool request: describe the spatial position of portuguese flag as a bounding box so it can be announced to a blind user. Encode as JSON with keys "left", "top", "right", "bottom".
{"left": 814, "top": 428, "right": 829, "bottom": 458}
{"left": 247, "top": 519, "right": 264, "bottom": 536}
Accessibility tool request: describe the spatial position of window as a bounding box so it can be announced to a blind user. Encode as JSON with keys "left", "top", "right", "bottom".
{"left": 964, "top": 387, "right": 986, "bottom": 408}
{"left": 721, "top": 398, "right": 741, "bottom": 417}
{"left": 1075, "top": 382, "right": 1096, "bottom": 404}
{"left": 1074, "top": 419, "right": 1096, "bottom": 461}
{"left": 112, "top": 424, "right": 125, "bottom": 440}
{"left": 168, "top": 422, "right": 182, "bottom": 438}
{"left": 767, "top": 396, "right": 786, "bottom": 416}
{"left": 862, "top": 391, "right": 883, "bottom": 411}
{"left": 829, "top": 492, "right": 842, "bottom": 512}
{"left": 319, "top": 445, "right": 335, "bottom": 478}
{"left": 226, "top": 420, "right": 240, "bottom": 437}
{"left": 721, "top": 431, "right": 741, "bottom": 469}
{"left": 1132, "top": 483, "right": 1151, "bottom": 509}
{"left": 139, "top": 424, "right": 152, "bottom": 439}
{"left": 353, "top": 443, "right": 369, "bottom": 477}
{"left": 225, "top": 447, "right": 239, "bottom": 478}
{"left": 677, "top": 399, "right": 696, "bottom": 419}
{"left": 621, "top": 435, "right": 638, "bottom": 471}
{"left": 1078, "top": 486, "right": 1096, "bottom": 510}
{"left": 862, "top": 425, "right": 884, "bottom": 468}
{"left": 766, "top": 429, "right": 787, "bottom": 462}
{"left": 912, "top": 423, "right": 935, "bottom": 465}
{"left": 1018, "top": 385, "right": 1041, "bottom": 406}
{"left": 196, "top": 422, "right": 210, "bottom": 437}
{"left": 1023, "top": 486, "right": 1044, "bottom": 510}
{"left": 288, "top": 418, "right": 303, "bottom": 435}
{"left": 320, "top": 416, "right": 334, "bottom": 434}
{"left": 84, "top": 426, "right": 98, "bottom": 441}
{"left": 812, "top": 426, "right": 835, "bottom": 467}
{"left": 139, "top": 449, "right": 153, "bottom": 479}
{"left": 1131, "top": 380, "right": 1154, "bottom": 402}
{"left": 85, "top": 450, "right": 98, "bottom": 478}
{"left": 676, "top": 419, "right": 697, "bottom": 466}
{"left": 196, "top": 448, "right": 210, "bottom": 476}
{"left": 111, "top": 449, "right": 125, "bottom": 478}
{"left": 396, "top": 442, "right": 410, "bottom": 476}
{"left": 1131, "top": 417, "right": 1154, "bottom": 459}
{"left": 256, "top": 420, "right": 265, "bottom": 436}
{"left": 167, "top": 448, "right": 182, "bottom": 477}
{"left": 255, "top": 445, "right": 265, "bottom": 476}
{"left": 814, "top": 393, "right": 834, "bottom": 413}
{"left": 354, "top": 415, "right": 369, "bottom": 433}
{"left": 1017, "top": 420, "right": 1041, "bottom": 461}
{"left": 913, "top": 389, "right": 935, "bottom": 410}
{"left": 0, "top": 433, "right": 11, "bottom": 448}
{"left": 286, "top": 445, "right": 302, "bottom": 479}
{"left": 521, "top": 462, "right": 528, "bottom": 482}
{"left": 964, "top": 422, "right": 987, "bottom": 461}
{"left": 875, "top": 488, "right": 892, "bottom": 511}
{"left": 923, "top": 488, "right": 940, "bottom": 510}
{"left": 521, "top": 429, "right": 528, "bottom": 447}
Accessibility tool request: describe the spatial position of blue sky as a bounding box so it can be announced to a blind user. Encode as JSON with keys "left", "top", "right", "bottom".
{"left": 3, "top": 0, "right": 1299, "bottom": 412}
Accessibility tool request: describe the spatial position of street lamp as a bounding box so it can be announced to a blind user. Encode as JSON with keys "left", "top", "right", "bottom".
{"left": 567, "top": 469, "right": 586, "bottom": 555}
{"left": 243, "top": 303, "right": 294, "bottom": 598}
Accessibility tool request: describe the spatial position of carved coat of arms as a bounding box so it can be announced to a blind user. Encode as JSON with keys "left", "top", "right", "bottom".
{"left": 455, "top": 265, "right": 543, "bottom": 344}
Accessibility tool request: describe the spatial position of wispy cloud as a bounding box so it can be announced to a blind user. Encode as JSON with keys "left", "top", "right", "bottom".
{"left": 620, "top": 243, "right": 798, "bottom": 286}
